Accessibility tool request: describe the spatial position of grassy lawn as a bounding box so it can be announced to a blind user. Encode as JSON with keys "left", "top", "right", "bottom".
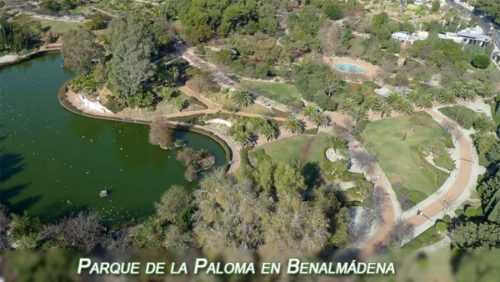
{"left": 253, "top": 133, "right": 331, "bottom": 165}
{"left": 403, "top": 225, "right": 443, "bottom": 251}
{"left": 39, "top": 19, "right": 83, "bottom": 34}
{"left": 256, "top": 135, "right": 313, "bottom": 164}
{"left": 439, "top": 105, "right": 477, "bottom": 129}
{"left": 361, "top": 112, "right": 452, "bottom": 205}
{"left": 240, "top": 80, "right": 304, "bottom": 108}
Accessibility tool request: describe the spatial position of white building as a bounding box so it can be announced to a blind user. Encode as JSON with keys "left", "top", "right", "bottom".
{"left": 391, "top": 31, "right": 429, "bottom": 45}
{"left": 438, "top": 26, "right": 491, "bottom": 47}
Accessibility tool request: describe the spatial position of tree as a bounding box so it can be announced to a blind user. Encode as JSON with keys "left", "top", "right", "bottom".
{"left": 148, "top": 120, "right": 174, "bottom": 149}
{"left": 62, "top": 29, "right": 104, "bottom": 75}
{"left": 473, "top": 133, "right": 497, "bottom": 158}
{"left": 450, "top": 221, "right": 500, "bottom": 249}
{"left": 193, "top": 170, "right": 263, "bottom": 249}
{"left": 230, "top": 124, "right": 254, "bottom": 147}
{"left": 485, "top": 188, "right": 500, "bottom": 223}
{"left": 41, "top": 212, "right": 105, "bottom": 251}
{"left": 303, "top": 107, "right": 328, "bottom": 128}
{"left": 273, "top": 162, "right": 306, "bottom": 196}
{"left": 324, "top": 3, "right": 342, "bottom": 20}
{"left": 0, "top": 15, "right": 40, "bottom": 52}
{"left": 11, "top": 213, "right": 42, "bottom": 247}
{"left": 377, "top": 101, "right": 392, "bottom": 118}
{"left": 155, "top": 185, "right": 192, "bottom": 228}
{"left": 431, "top": 0, "right": 441, "bottom": 12}
{"left": 287, "top": 7, "right": 324, "bottom": 52}
{"left": 176, "top": 148, "right": 215, "bottom": 182}
{"left": 110, "top": 14, "right": 155, "bottom": 98}
{"left": 218, "top": 1, "right": 258, "bottom": 36}
{"left": 311, "top": 185, "right": 345, "bottom": 246}
{"left": 260, "top": 193, "right": 329, "bottom": 250}
{"left": 257, "top": 119, "right": 278, "bottom": 140}
{"left": 232, "top": 89, "right": 254, "bottom": 107}
{"left": 473, "top": 114, "right": 496, "bottom": 133}
{"left": 388, "top": 94, "right": 413, "bottom": 114}
{"left": 284, "top": 117, "right": 305, "bottom": 134}
{"left": 252, "top": 149, "right": 274, "bottom": 192}
{"left": 471, "top": 54, "right": 491, "bottom": 69}
{"left": 0, "top": 204, "right": 10, "bottom": 248}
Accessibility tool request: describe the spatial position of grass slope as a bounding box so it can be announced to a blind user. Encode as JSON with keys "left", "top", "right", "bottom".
{"left": 241, "top": 80, "right": 303, "bottom": 107}
{"left": 361, "top": 112, "right": 452, "bottom": 205}
{"left": 255, "top": 133, "right": 330, "bottom": 165}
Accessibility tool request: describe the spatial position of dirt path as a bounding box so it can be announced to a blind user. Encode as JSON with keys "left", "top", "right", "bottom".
{"left": 299, "top": 137, "right": 315, "bottom": 166}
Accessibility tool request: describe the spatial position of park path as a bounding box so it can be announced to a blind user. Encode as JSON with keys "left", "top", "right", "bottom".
{"left": 181, "top": 48, "right": 316, "bottom": 128}
{"left": 400, "top": 109, "right": 479, "bottom": 241}
{"left": 0, "top": 43, "right": 61, "bottom": 67}
{"left": 344, "top": 134, "right": 402, "bottom": 256}
{"left": 357, "top": 108, "right": 479, "bottom": 254}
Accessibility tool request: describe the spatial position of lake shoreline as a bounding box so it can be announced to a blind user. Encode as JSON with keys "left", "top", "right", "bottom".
{"left": 0, "top": 44, "right": 62, "bottom": 68}
{"left": 58, "top": 82, "right": 237, "bottom": 173}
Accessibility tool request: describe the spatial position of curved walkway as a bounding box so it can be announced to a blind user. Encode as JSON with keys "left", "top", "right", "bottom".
{"left": 345, "top": 134, "right": 402, "bottom": 257}
{"left": 401, "top": 108, "right": 479, "bottom": 242}
{"left": 357, "top": 108, "right": 479, "bottom": 255}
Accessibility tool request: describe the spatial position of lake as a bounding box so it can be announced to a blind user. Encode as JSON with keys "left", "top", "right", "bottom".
{"left": 0, "top": 54, "right": 227, "bottom": 225}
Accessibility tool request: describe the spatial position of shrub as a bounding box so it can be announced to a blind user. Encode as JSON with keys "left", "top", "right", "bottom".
{"left": 105, "top": 96, "right": 127, "bottom": 113}
{"left": 435, "top": 221, "right": 448, "bottom": 232}
{"left": 471, "top": 54, "right": 490, "bottom": 69}
{"left": 324, "top": 3, "right": 342, "bottom": 20}
{"left": 473, "top": 114, "right": 496, "bottom": 133}
{"left": 84, "top": 17, "right": 107, "bottom": 30}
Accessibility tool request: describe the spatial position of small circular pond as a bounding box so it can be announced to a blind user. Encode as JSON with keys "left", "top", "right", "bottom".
{"left": 333, "top": 63, "right": 365, "bottom": 75}
{"left": 0, "top": 54, "right": 227, "bottom": 225}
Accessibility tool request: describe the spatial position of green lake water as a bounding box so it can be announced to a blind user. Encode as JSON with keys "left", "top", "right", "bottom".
{"left": 0, "top": 54, "right": 226, "bottom": 225}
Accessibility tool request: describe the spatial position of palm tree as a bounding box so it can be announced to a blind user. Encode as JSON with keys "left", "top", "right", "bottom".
{"left": 311, "top": 111, "right": 328, "bottom": 128}
{"left": 284, "top": 117, "right": 305, "bottom": 134}
{"left": 340, "top": 97, "right": 357, "bottom": 113}
{"left": 398, "top": 97, "right": 414, "bottom": 114}
{"left": 350, "top": 106, "right": 368, "bottom": 123}
{"left": 415, "top": 93, "right": 433, "bottom": 109}
{"left": 389, "top": 94, "right": 413, "bottom": 114}
{"left": 428, "top": 87, "right": 443, "bottom": 102}
{"left": 301, "top": 105, "right": 317, "bottom": 117}
{"left": 232, "top": 89, "right": 254, "bottom": 107}
{"left": 438, "top": 88, "right": 456, "bottom": 104}
{"left": 378, "top": 101, "right": 392, "bottom": 118}
{"left": 328, "top": 136, "right": 346, "bottom": 153}
{"left": 364, "top": 95, "right": 381, "bottom": 111}
{"left": 258, "top": 120, "right": 278, "bottom": 141}
{"left": 302, "top": 106, "right": 324, "bottom": 127}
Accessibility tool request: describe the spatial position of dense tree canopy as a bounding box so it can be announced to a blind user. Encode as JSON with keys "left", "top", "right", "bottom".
{"left": 0, "top": 15, "right": 40, "bottom": 52}
{"left": 109, "top": 14, "right": 155, "bottom": 98}
{"left": 475, "top": 0, "right": 500, "bottom": 25}
{"left": 293, "top": 60, "right": 344, "bottom": 110}
{"left": 178, "top": 0, "right": 277, "bottom": 44}
{"left": 62, "top": 29, "right": 104, "bottom": 74}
